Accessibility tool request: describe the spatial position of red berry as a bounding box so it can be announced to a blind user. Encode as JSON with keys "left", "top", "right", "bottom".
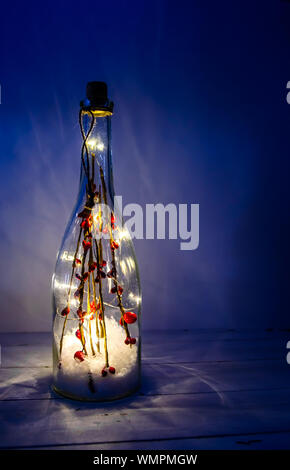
{"left": 83, "top": 272, "right": 89, "bottom": 281}
{"left": 124, "top": 337, "right": 130, "bottom": 345}
{"left": 110, "top": 286, "right": 117, "bottom": 294}
{"left": 130, "top": 337, "right": 136, "bottom": 345}
{"left": 75, "top": 258, "right": 81, "bottom": 266}
{"left": 111, "top": 240, "right": 119, "bottom": 250}
{"left": 74, "top": 351, "right": 85, "bottom": 362}
{"left": 109, "top": 366, "right": 115, "bottom": 374}
{"left": 81, "top": 219, "right": 90, "bottom": 229}
{"left": 75, "top": 329, "right": 81, "bottom": 339}
{"left": 82, "top": 240, "right": 92, "bottom": 251}
{"left": 107, "top": 268, "right": 116, "bottom": 279}
{"left": 89, "top": 262, "right": 97, "bottom": 272}
{"left": 61, "top": 306, "right": 70, "bottom": 316}
{"left": 101, "top": 368, "right": 107, "bottom": 377}
{"left": 123, "top": 312, "right": 137, "bottom": 324}
{"left": 118, "top": 286, "right": 123, "bottom": 295}
{"left": 102, "top": 260, "right": 107, "bottom": 267}
{"left": 77, "top": 308, "right": 86, "bottom": 319}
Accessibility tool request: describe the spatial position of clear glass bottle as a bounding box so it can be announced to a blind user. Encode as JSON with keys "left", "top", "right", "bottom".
{"left": 52, "top": 82, "right": 141, "bottom": 401}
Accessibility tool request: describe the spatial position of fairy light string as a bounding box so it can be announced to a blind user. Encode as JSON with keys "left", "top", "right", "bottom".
{"left": 58, "top": 109, "right": 137, "bottom": 386}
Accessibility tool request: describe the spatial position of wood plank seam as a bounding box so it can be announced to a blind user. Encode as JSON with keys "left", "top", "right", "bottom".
{"left": 2, "top": 429, "right": 290, "bottom": 450}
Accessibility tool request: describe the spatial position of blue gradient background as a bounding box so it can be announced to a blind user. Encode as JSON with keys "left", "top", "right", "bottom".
{"left": 0, "top": 0, "right": 289, "bottom": 331}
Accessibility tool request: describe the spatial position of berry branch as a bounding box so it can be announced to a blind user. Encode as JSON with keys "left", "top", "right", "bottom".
{"left": 57, "top": 109, "right": 138, "bottom": 388}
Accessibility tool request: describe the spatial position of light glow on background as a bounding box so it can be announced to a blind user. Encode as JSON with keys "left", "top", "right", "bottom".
{"left": 0, "top": 0, "right": 288, "bottom": 331}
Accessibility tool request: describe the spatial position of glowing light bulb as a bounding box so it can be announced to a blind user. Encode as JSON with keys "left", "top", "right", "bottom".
{"left": 87, "top": 138, "right": 96, "bottom": 150}
{"left": 118, "top": 229, "right": 128, "bottom": 240}
{"left": 96, "top": 141, "right": 104, "bottom": 151}
{"left": 60, "top": 251, "right": 75, "bottom": 262}
{"left": 129, "top": 293, "right": 141, "bottom": 304}
{"left": 69, "top": 298, "right": 79, "bottom": 307}
{"left": 87, "top": 138, "right": 104, "bottom": 152}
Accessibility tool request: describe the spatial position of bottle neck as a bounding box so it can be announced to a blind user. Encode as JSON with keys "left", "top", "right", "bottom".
{"left": 79, "top": 112, "right": 114, "bottom": 206}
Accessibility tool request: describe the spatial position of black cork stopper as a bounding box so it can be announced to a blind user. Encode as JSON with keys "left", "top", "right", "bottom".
{"left": 81, "top": 81, "right": 114, "bottom": 113}
{"left": 86, "top": 81, "right": 108, "bottom": 106}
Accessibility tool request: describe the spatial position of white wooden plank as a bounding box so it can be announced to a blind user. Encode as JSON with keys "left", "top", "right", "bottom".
{"left": 143, "top": 336, "right": 288, "bottom": 364}
{"left": 143, "top": 360, "right": 290, "bottom": 396}
{"left": 1, "top": 330, "right": 289, "bottom": 349}
{"left": 0, "top": 330, "right": 277, "bottom": 346}
{"left": 30, "top": 431, "right": 290, "bottom": 450}
{"left": 1, "top": 360, "right": 290, "bottom": 401}
{"left": 1, "top": 389, "right": 290, "bottom": 448}
{"left": 1, "top": 331, "right": 289, "bottom": 367}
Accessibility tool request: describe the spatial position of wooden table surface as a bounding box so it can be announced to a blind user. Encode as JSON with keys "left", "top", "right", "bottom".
{"left": 0, "top": 329, "right": 290, "bottom": 450}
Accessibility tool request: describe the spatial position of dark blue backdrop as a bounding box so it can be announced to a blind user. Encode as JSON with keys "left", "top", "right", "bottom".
{"left": 0, "top": 0, "right": 289, "bottom": 331}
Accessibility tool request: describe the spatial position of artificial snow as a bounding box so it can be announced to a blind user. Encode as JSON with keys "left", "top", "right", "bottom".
{"left": 54, "top": 316, "right": 139, "bottom": 401}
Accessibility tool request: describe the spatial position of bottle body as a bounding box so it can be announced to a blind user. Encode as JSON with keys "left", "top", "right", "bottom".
{"left": 52, "top": 105, "right": 141, "bottom": 401}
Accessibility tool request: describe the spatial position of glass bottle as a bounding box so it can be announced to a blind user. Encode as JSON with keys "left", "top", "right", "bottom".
{"left": 52, "top": 82, "right": 141, "bottom": 401}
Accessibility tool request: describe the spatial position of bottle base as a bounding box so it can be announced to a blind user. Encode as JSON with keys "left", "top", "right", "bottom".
{"left": 52, "top": 382, "right": 141, "bottom": 402}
